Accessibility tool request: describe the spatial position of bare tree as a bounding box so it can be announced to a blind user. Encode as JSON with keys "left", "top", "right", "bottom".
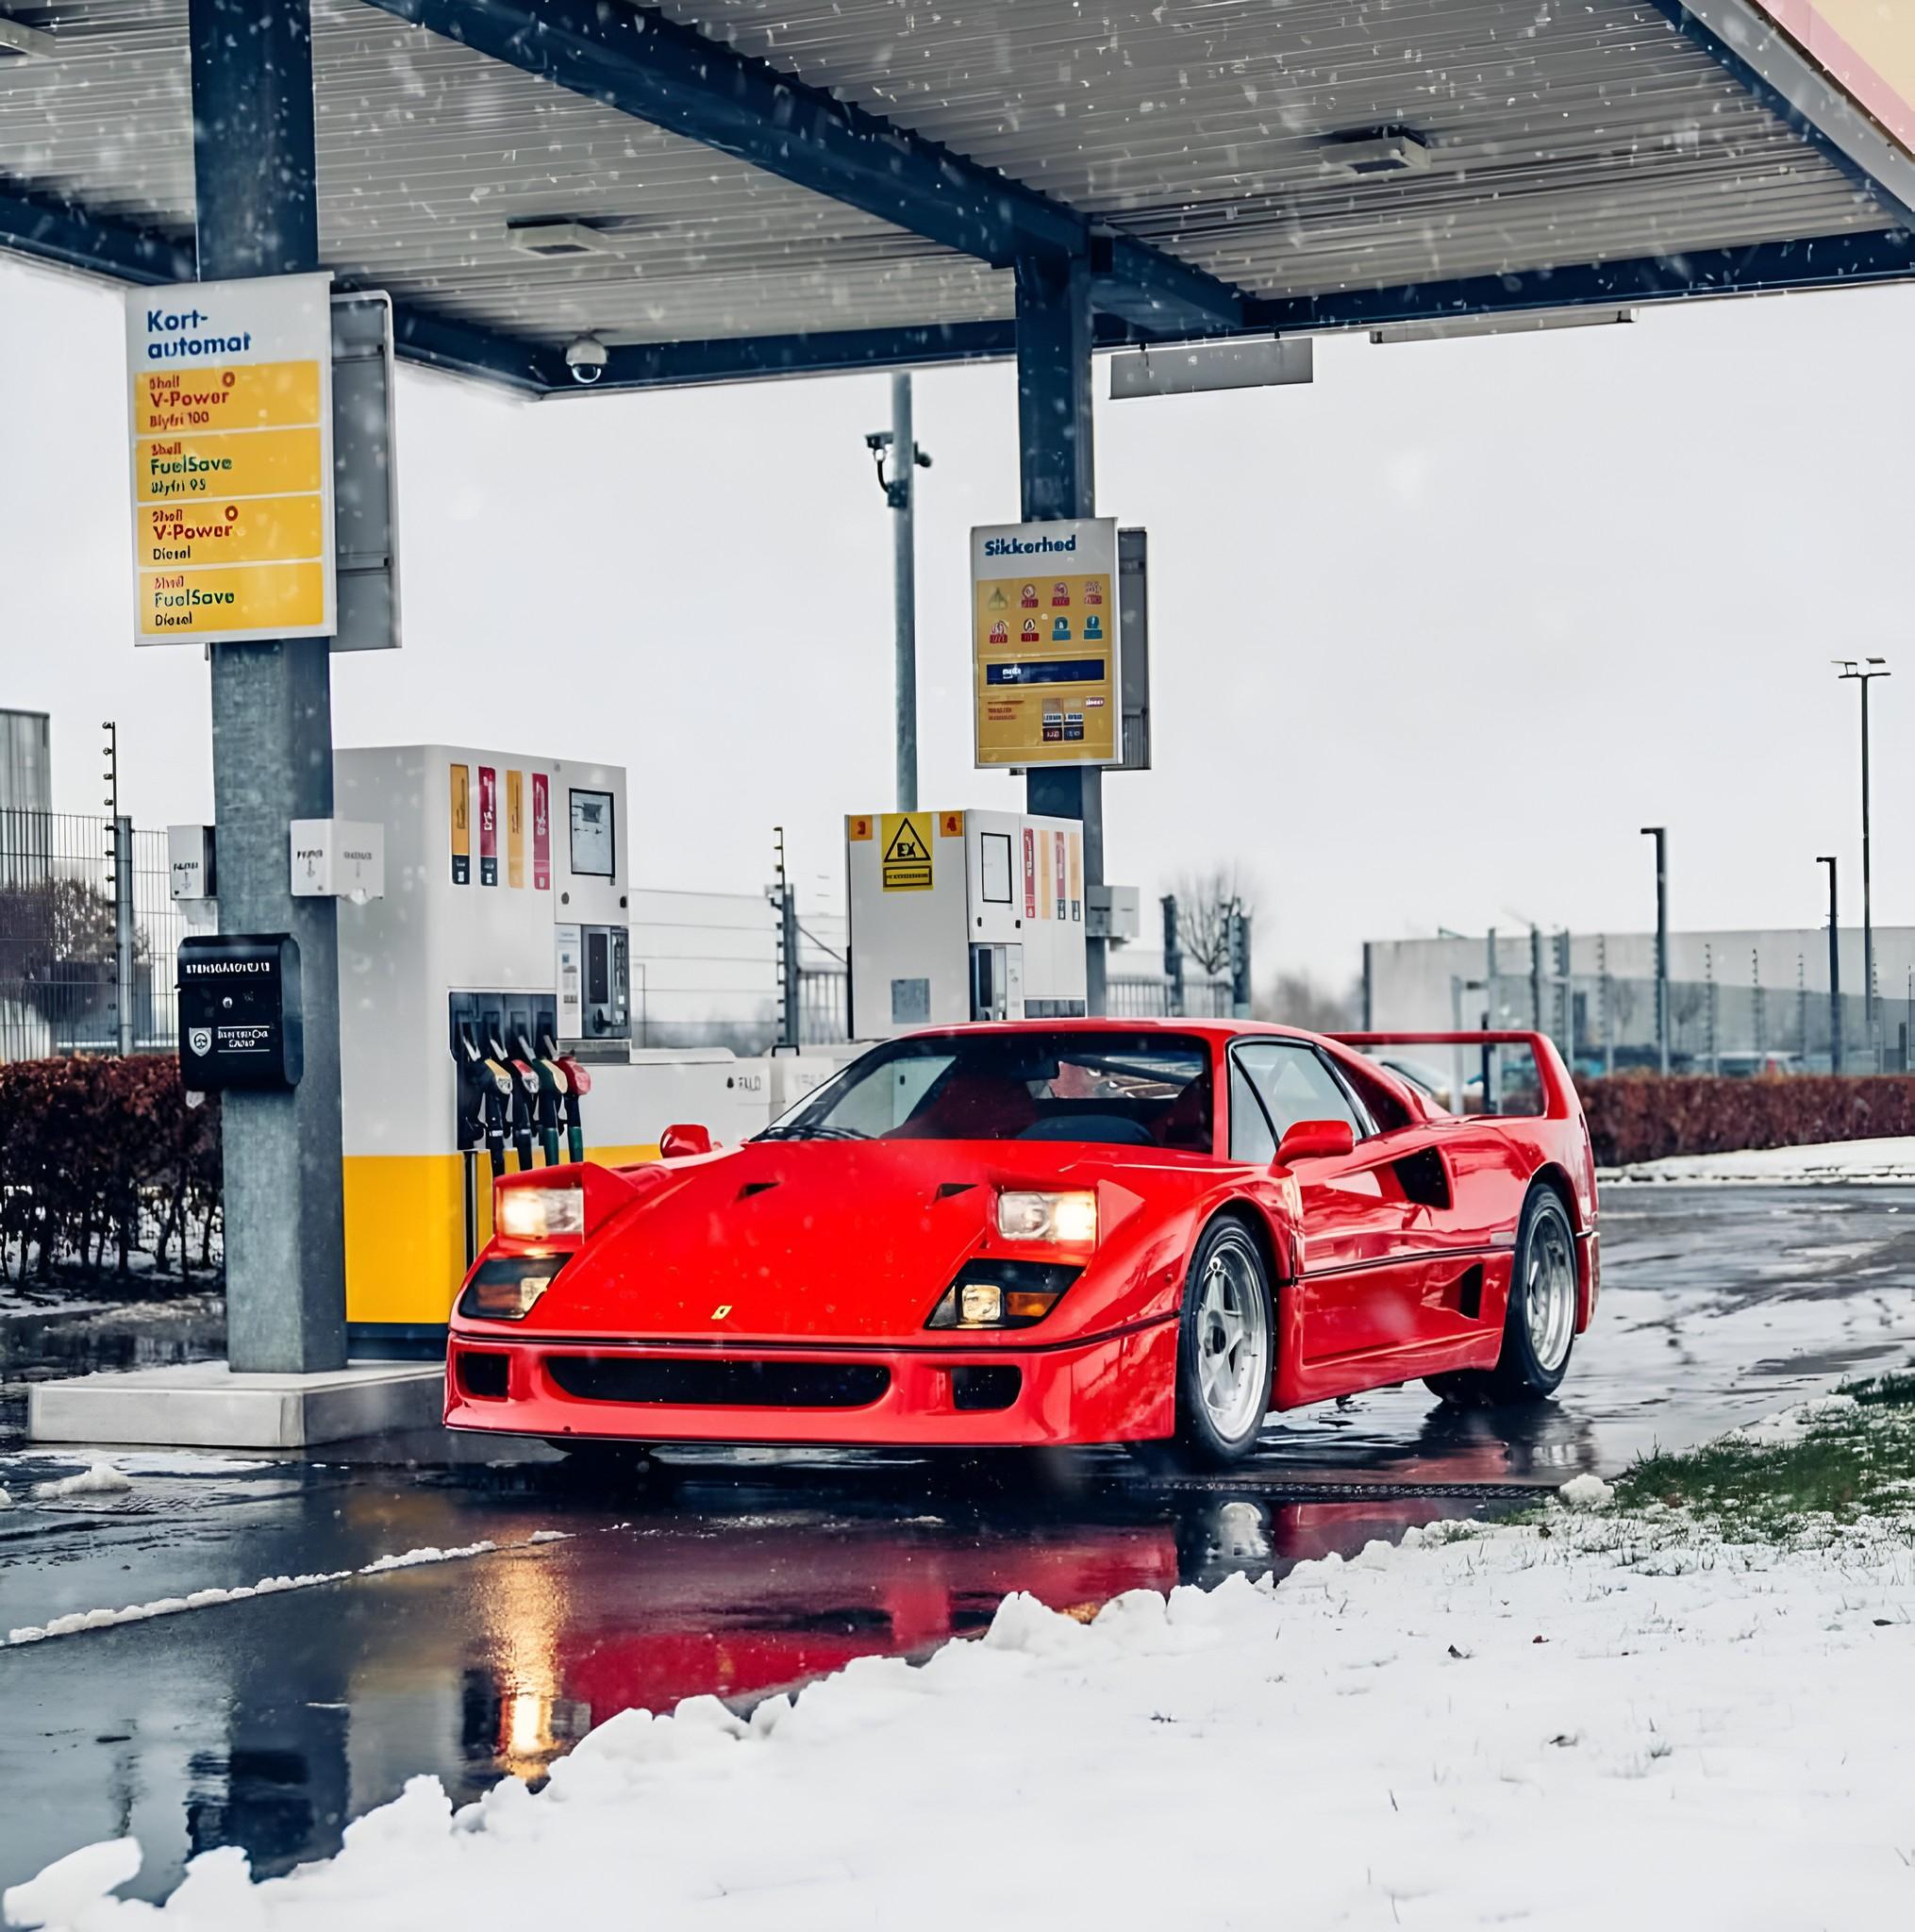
{"left": 1170, "top": 867, "right": 1251, "bottom": 977}
{"left": 1255, "top": 971, "right": 1359, "bottom": 1032}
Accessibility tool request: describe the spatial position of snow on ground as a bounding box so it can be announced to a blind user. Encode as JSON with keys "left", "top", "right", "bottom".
{"left": 7, "top": 1483, "right": 1911, "bottom": 1929}
{"left": 31, "top": 1461, "right": 131, "bottom": 1501}
{"left": 0, "top": 1540, "right": 578, "bottom": 1648}
{"left": 1607, "top": 1135, "right": 1915, "bottom": 1185}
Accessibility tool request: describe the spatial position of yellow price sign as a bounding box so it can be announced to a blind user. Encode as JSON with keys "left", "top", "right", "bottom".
{"left": 139, "top": 560, "right": 328, "bottom": 638}
{"left": 138, "top": 496, "right": 325, "bottom": 570}
{"left": 134, "top": 359, "right": 323, "bottom": 436}
{"left": 134, "top": 425, "right": 324, "bottom": 503}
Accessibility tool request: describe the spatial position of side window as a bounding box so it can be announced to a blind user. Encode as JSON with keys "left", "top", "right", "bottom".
{"left": 1229, "top": 1057, "right": 1276, "bottom": 1162}
{"left": 1234, "top": 1042, "right": 1364, "bottom": 1143}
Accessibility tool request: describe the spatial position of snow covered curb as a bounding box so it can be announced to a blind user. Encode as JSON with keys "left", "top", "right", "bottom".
{"left": 1603, "top": 1134, "right": 1915, "bottom": 1185}
{"left": 4, "top": 1535, "right": 569, "bottom": 1648}
{"left": 8, "top": 1491, "right": 1912, "bottom": 1929}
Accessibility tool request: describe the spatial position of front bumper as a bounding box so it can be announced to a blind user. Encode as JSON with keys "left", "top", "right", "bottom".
{"left": 443, "top": 1318, "right": 1178, "bottom": 1448}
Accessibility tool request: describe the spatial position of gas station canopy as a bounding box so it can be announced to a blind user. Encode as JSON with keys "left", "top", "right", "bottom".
{"left": 4, "top": 0, "right": 1912, "bottom": 390}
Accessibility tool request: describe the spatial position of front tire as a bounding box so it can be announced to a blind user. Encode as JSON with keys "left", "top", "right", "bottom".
{"left": 1142, "top": 1218, "right": 1274, "bottom": 1471}
{"left": 1426, "top": 1185, "right": 1578, "bottom": 1407}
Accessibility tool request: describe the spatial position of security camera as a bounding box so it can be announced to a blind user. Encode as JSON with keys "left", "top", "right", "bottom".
{"left": 564, "top": 333, "right": 608, "bottom": 384}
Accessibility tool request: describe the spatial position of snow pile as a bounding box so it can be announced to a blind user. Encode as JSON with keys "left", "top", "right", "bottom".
{"left": 1607, "top": 1135, "right": 1915, "bottom": 1185}
{"left": 1557, "top": 1471, "right": 1615, "bottom": 1509}
{"left": 0, "top": 1487, "right": 12, "bottom": 1510}
{"left": 32, "top": 1461, "right": 132, "bottom": 1501}
{"left": 9, "top": 1510, "right": 1914, "bottom": 1929}
{"left": 3, "top": 1842, "right": 141, "bottom": 1931}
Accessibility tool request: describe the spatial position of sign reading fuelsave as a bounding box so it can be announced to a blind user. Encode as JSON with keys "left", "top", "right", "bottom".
{"left": 125, "top": 274, "right": 337, "bottom": 644}
{"left": 971, "top": 518, "right": 1122, "bottom": 768}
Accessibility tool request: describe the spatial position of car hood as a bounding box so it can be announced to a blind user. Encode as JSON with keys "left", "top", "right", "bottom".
{"left": 521, "top": 1138, "right": 1203, "bottom": 1344}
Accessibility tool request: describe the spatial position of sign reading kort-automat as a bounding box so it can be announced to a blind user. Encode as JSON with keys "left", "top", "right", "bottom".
{"left": 125, "top": 275, "right": 337, "bottom": 644}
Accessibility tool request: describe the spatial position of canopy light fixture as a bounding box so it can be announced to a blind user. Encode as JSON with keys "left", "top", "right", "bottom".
{"left": 508, "top": 221, "right": 611, "bottom": 258}
{"left": 0, "top": 17, "right": 58, "bottom": 59}
{"left": 1110, "top": 335, "right": 1313, "bottom": 399}
{"left": 1370, "top": 308, "right": 1635, "bottom": 345}
{"left": 1321, "top": 128, "right": 1432, "bottom": 178}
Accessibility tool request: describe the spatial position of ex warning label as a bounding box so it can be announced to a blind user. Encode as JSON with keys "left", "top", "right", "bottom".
{"left": 880, "top": 811, "right": 934, "bottom": 891}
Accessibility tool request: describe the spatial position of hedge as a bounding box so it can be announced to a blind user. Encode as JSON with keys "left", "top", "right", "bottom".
{"left": 0, "top": 1055, "right": 220, "bottom": 1284}
{"left": 1578, "top": 1074, "right": 1915, "bottom": 1169}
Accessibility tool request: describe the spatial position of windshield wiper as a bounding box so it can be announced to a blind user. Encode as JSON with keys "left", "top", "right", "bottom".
{"left": 758, "top": 1124, "right": 873, "bottom": 1142}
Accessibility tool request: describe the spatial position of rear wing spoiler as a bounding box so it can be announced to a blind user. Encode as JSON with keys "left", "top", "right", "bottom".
{"left": 1327, "top": 1030, "right": 1577, "bottom": 1120}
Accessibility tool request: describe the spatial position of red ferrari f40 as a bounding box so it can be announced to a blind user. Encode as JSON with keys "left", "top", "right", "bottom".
{"left": 444, "top": 1023, "right": 1598, "bottom": 1469}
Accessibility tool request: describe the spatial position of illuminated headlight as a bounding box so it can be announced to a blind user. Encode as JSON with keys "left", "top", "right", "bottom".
{"left": 996, "top": 1189, "right": 1098, "bottom": 1245}
{"left": 458, "top": 1253, "right": 566, "bottom": 1322}
{"left": 497, "top": 1185, "right": 585, "bottom": 1241}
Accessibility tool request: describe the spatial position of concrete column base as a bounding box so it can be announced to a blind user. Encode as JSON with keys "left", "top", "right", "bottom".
{"left": 27, "top": 1360, "right": 445, "bottom": 1450}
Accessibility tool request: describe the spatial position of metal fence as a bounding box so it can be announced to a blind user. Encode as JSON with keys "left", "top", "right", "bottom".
{"left": 1471, "top": 964, "right": 1895, "bottom": 1075}
{"left": 0, "top": 809, "right": 186, "bottom": 1063}
{"left": 1106, "top": 972, "right": 1236, "bottom": 1019}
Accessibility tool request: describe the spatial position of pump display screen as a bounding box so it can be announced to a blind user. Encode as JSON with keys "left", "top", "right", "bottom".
{"left": 569, "top": 789, "right": 615, "bottom": 877}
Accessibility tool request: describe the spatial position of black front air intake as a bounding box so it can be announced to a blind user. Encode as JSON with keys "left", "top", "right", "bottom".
{"left": 547, "top": 1356, "right": 890, "bottom": 1409}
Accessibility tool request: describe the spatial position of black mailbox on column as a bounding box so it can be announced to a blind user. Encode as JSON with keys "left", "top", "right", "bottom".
{"left": 178, "top": 934, "right": 304, "bottom": 1091}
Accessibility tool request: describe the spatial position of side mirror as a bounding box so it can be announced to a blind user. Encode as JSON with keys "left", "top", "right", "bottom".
{"left": 1274, "top": 1118, "right": 1356, "bottom": 1166}
{"left": 658, "top": 1123, "right": 714, "bottom": 1159}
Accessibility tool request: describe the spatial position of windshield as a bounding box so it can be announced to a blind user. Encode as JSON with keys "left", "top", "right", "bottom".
{"left": 758, "top": 1031, "right": 1214, "bottom": 1150}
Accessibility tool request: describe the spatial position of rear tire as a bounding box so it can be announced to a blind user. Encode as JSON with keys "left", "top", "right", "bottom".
{"left": 1426, "top": 1186, "right": 1577, "bottom": 1407}
{"left": 1137, "top": 1218, "right": 1274, "bottom": 1472}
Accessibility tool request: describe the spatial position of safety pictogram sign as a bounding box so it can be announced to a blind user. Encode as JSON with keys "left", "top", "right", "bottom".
{"left": 880, "top": 811, "right": 934, "bottom": 891}
{"left": 972, "top": 518, "right": 1122, "bottom": 770}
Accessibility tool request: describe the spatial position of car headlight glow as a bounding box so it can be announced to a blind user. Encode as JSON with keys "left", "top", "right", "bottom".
{"left": 458, "top": 1253, "right": 567, "bottom": 1322}
{"left": 996, "top": 1189, "right": 1098, "bottom": 1245}
{"left": 496, "top": 1185, "right": 585, "bottom": 1241}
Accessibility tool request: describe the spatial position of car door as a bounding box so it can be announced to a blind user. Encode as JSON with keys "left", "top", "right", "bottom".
{"left": 1229, "top": 1041, "right": 1428, "bottom": 1367}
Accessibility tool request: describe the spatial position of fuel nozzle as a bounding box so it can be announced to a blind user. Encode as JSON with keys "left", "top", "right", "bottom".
{"left": 489, "top": 1029, "right": 540, "bottom": 1172}
{"left": 518, "top": 1031, "right": 565, "bottom": 1167}
{"left": 477, "top": 1056, "right": 513, "bottom": 1179}
{"left": 552, "top": 1041, "right": 591, "bottom": 1165}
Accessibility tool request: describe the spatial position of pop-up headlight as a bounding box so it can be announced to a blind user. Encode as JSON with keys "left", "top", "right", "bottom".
{"left": 458, "top": 1253, "right": 567, "bottom": 1322}
{"left": 496, "top": 1183, "right": 586, "bottom": 1242}
{"left": 996, "top": 1189, "right": 1097, "bottom": 1245}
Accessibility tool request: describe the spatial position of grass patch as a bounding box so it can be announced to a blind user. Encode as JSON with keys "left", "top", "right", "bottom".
{"left": 1613, "top": 1366, "right": 1915, "bottom": 1542}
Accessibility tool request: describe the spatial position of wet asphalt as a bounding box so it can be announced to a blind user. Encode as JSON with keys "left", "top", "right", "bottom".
{"left": 2, "top": 1184, "right": 1912, "bottom": 1899}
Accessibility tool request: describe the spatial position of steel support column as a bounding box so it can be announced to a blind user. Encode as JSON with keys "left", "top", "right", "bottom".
{"left": 1015, "top": 254, "right": 1105, "bottom": 1015}
{"left": 190, "top": 0, "right": 348, "bottom": 1374}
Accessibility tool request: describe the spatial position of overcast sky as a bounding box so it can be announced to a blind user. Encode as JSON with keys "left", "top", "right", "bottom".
{"left": 5, "top": 255, "right": 1912, "bottom": 987}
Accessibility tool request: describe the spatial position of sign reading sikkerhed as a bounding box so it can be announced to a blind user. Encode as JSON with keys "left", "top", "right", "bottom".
{"left": 971, "top": 517, "right": 1123, "bottom": 770}
{"left": 125, "top": 274, "right": 337, "bottom": 645}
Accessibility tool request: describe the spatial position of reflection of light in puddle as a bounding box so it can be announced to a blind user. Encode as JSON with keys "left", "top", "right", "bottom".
{"left": 481, "top": 1553, "right": 591, "bottom": 1782}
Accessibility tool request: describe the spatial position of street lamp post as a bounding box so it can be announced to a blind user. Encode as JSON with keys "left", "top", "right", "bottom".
{"left": 867, "top": 375, "right": 933, "bottom": 813}
{"left": 1836, "top": 658, "right": 1889, "bottom": 1071}
{"left": 1818, "top": 854, "right": 1842, "bottom": 1074}
{"left": 1641, "top": 825, "right": 1669, "bottom": 1074}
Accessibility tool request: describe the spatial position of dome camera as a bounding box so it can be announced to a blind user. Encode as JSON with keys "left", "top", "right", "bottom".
{"left": 564, "top": 333, "right": 608, "bottom": 384}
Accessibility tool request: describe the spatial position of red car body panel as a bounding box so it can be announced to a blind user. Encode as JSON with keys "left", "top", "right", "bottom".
{"left": 444, "top": 1021, "right": 1597, "bottom": 1450}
